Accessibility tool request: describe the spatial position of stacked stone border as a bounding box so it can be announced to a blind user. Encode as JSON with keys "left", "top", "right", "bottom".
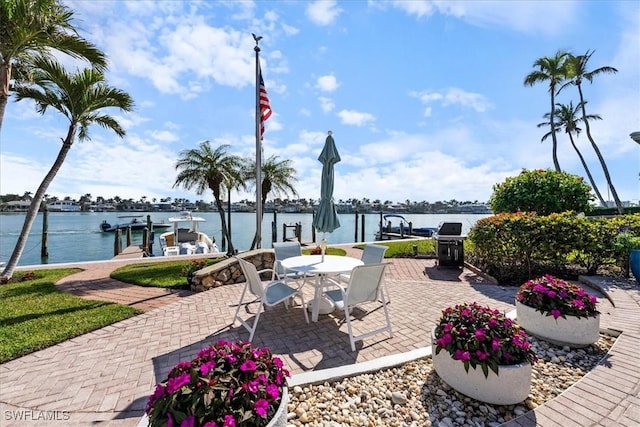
{"left": 190, "top": 249, "right": 274, "bottom": 292}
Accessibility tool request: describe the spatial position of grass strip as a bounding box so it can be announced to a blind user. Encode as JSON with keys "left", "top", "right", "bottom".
{"left": 0, "top": 269, "right": 141, "bottom": 363}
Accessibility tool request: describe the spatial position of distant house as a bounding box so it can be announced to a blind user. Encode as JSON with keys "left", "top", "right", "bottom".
{"left": 47, "top": 201, "right": 81, "bottom": 212}
{"left": 2, "top": 200, "right": 32, "bottom": 212}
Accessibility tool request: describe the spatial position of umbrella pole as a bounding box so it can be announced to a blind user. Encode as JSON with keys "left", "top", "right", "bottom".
{"left": 320, "top": 232, "right": 327, "bottom": 262}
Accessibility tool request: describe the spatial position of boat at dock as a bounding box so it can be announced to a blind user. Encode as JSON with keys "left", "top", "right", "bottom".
{"left": 159, "top": 211, "right": 219, "bottom": 256}
{"left": 375, "top": 214, "right": 438, "bottom": 240}
{"left": 100, "top": 215, "right": 171, "bottom": 232}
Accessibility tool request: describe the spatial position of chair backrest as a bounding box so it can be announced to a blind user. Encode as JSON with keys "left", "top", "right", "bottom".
{"left": 361, "top": 244, "right": 388, "bottom": 265}
{"left": 236, "top": 258, "right": 265, "bottom": 298}
{"left": 346, "top": 263, "right": 387, "bottom": 306}
{"left": 273, "top": 241, "right": 302, "bottom": 274}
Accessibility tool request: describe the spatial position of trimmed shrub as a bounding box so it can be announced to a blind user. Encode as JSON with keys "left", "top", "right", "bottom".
{"left": 468, "top": 212, "right": 640, "bottom": 284}
{"left": 489, "top": 169, "right": 593, "bottom": 215}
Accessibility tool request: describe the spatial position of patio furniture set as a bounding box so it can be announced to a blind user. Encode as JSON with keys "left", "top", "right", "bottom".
{"left": 233, "top": 242, "right": 393, "bottom": 351}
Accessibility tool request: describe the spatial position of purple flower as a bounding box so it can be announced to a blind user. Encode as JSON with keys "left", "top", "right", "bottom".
{"left": 550, "top": 308, "right": 562, "bottom": 319}
{"left": 240, "top": 360, "right": 257, "bottom": 372}
{"left": 491, "top": 337, "right": 501, "bottom": 351}
{"left": 572, "top": 299, "right": 586, "bottom": 309}
{"left": 272, "top": 357, "right": 284, "bottom": 368}
{"left": 180, "top": 416, "right": 195, "bottom": 427}
{"left": 475, "top": 350, "right": 490, "bottom": 361}
{"left": 166, "top": 373, "right": 190, "bottom": 394}
{"left": 223, "top": 414, "right": 236, "bottom": 427}
{"left": 474, "top": 328, "right": 486, "bottom": 341}
{"left": 435, "top": 333, "right": 452, "bottom": 347}
{"left": 200, "top": 361, "right": 216, "bottom": 376}
{"left": 453, "top": 349, "right": 471, "bottom": 361}
{"left": 254, "top": 398, "right": 270, "bottom": 417}
{"left": 547, "top": 290, "right": 556, "bottom": 298}
{"left": 266, "top": 384, "right": 280, "bottom": 400}
{"left": 242, "top": 380, "right": 260, "bottom": 393}
{"left": 533, "top": 284, "right": 547, "bottom": 293}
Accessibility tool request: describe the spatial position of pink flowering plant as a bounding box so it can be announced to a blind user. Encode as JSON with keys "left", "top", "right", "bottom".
{"left": 145, "top": 340, "right": 289, "bottom": 427}
{"left": 433, "top": 302, "right": 536, "bottom": 378}
{"left": 516, "top": 274, "right": 599, "bottom": 320}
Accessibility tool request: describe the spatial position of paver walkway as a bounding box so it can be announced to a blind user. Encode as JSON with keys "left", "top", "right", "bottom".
{"left": 0, "top": 248, "right": 638, "bottom": 427}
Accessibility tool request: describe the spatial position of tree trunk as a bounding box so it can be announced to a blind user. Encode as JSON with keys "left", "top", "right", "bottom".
{"left": 1, "top": 125, "right": 76, "bottom": 280}
{"left": 0, "top": 60, "right": 11, "bottom": 133}
{"left": 577, "top": 84, "right": 624, "bottom": 214}
{"left": 214, "top": 197, "right": 234, "bottom": 254}
{"left": 568, "top": 133, "right": 607, "bottom": 207}
{"left": 549, "top": 90, "right": 561, "bottom": 172}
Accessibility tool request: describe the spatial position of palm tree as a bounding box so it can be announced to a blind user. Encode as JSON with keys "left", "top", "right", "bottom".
{"left": 173, "top": 142, "right": 244, "bottom": 253}
{"left": 0, "top": 58, "right": 133, "bottom": 280}
{"left": 538, "top": 101, "right": 607, "bottom": 207}
{"left": 561, "top": 50, "right": 623, "bottom": 214}
{"left": 524, "top": 50, "right": 569, "bottom": 172}
{"left": 244, "top": 155, "right": 298, "bottom": 249}
{"left": 0, "top": 0, "right": 107, "bottom": 131}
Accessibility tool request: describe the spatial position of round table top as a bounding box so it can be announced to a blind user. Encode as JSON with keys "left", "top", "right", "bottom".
{"left": 280, "top": 254, "right": 363, "bottom": 275}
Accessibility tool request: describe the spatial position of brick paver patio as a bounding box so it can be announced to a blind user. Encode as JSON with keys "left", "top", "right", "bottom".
{"left": 0, "top": 246, "right": 638, "bottom": 426}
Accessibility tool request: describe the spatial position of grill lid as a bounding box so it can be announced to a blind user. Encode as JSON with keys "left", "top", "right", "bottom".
{"left": 437, "top": 222, "right": 462, "bottom": 236}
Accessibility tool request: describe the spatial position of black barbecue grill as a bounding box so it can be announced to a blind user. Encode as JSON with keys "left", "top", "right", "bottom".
{"left": 434, "top": 222, "right": 466, "bottom": 268}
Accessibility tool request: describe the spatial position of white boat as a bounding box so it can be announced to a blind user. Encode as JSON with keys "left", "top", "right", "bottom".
{"left": 158, "top": 211, "right": 219, "bottom": 256}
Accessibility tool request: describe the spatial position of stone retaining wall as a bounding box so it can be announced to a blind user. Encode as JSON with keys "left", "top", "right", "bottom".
{"left": 189, "top": 249, "right": 275, "bottom": 292}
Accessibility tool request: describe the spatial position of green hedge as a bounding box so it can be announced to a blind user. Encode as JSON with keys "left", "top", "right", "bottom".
{"left": 467, "top": 212, "right": 640, "bottom": 284}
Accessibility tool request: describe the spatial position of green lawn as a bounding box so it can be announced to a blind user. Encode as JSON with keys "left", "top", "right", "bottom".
{"left": 355, "top": 239, "right": 437, "bottom": 257}
{"left": 0, "top": 269, "right": 141, "bottom": 363}
{"left": 110, "top": 258, "right": 223, "bottom": 288}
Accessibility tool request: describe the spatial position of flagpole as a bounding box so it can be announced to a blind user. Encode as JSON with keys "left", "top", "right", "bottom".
{"left": 253, "top": 34, "right": 263, "bottom": 249}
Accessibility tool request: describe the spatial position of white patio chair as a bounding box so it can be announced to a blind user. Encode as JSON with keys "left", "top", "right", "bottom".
{"left": 339, "top": 243, "right": 390, "bottom": 302}
{"left": 272, "top": 241, "right": 307, "bottom": 284}
{"left": 324, "top": 263, "right": 392, "bottom": 351}
{"left": 233, "top": 257, "right": 308, "bottom": 342}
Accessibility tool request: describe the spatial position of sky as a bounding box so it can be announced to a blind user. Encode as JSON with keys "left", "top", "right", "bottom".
{"left": 1, "top": 0, "right": 639, "bottom": 206}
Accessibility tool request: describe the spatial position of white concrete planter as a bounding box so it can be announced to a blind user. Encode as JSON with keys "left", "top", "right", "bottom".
{"left": 267, "top": 386, "right": 289, "bottom": 427}
{"left": 515, "top": 301, "right": 600, "bottom": 347}
{"left": 138, "top": 387, "right": 288, "bottom": 427}
{"left": 431, "top": 330, "right": 531, "bottom": 405}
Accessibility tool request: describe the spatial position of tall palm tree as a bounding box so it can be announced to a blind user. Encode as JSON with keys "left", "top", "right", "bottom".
{"left": 561, "top": 50, "right": 623, "bottom": 214}
{"left": 0, "top": 0, "right": 107, "bottom": 131}
{"left": 524, "top": 50, "right": 569, "bottom": 172}
{"left": 538, "top": 101, "right": 607, "bottom": 207}
{"left": 173, "top": 142, "right": 244, "bottom": 253}
{"left": 245, "top": 155, "right": 298, "bottom": 250}
{"left": 0, "top": 58, "right": 133, "bottom": 280}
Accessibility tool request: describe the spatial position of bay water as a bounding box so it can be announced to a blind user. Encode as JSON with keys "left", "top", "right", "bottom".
{"left": 0, "top": 211, "right": 490, "bottom": 267}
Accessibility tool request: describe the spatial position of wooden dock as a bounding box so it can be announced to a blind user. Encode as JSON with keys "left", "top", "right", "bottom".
{"left": 112, "top": 245, "right": 148, "bottom": 260}
{"left": 376, "top": 232, "right": 431, "bottom": 241}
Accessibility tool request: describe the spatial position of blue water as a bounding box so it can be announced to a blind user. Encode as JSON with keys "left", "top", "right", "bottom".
{"left": 0, "top": 211, "right": 490, "bottom": 267}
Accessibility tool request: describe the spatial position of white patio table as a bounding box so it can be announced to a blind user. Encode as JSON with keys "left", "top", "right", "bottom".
{"left": 280, "top": 254, "right": 363, "bottom": 322}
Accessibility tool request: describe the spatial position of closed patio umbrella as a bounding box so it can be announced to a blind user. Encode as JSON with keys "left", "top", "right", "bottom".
{"left": 312, "top": 131, "right": 341, "bottom": 237}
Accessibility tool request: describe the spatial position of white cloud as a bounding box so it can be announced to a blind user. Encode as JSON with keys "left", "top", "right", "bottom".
{"left": 391, "top": 0, "right": 579, "bottom": 35}
{"left": 149, "top": 130, "right": 179, "bottom": 142}
{"left": 337, "top": 110, "right": 376, "bottom": 127}
{"left": 319, "top": 97, "right": 335, "bottom": 113}
{"left": 412, "top": 88, "right": 493, "bottom": 113}
{"left": 316, "top": 75, "right": 340, "bottom": 92}
{"left": 306, "top": 0, "right": 343, "bottom": 26}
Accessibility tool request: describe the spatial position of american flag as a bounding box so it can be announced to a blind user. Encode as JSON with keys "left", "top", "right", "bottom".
{"left": 259, "top": 64, "right": 272, "bottom": 140}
